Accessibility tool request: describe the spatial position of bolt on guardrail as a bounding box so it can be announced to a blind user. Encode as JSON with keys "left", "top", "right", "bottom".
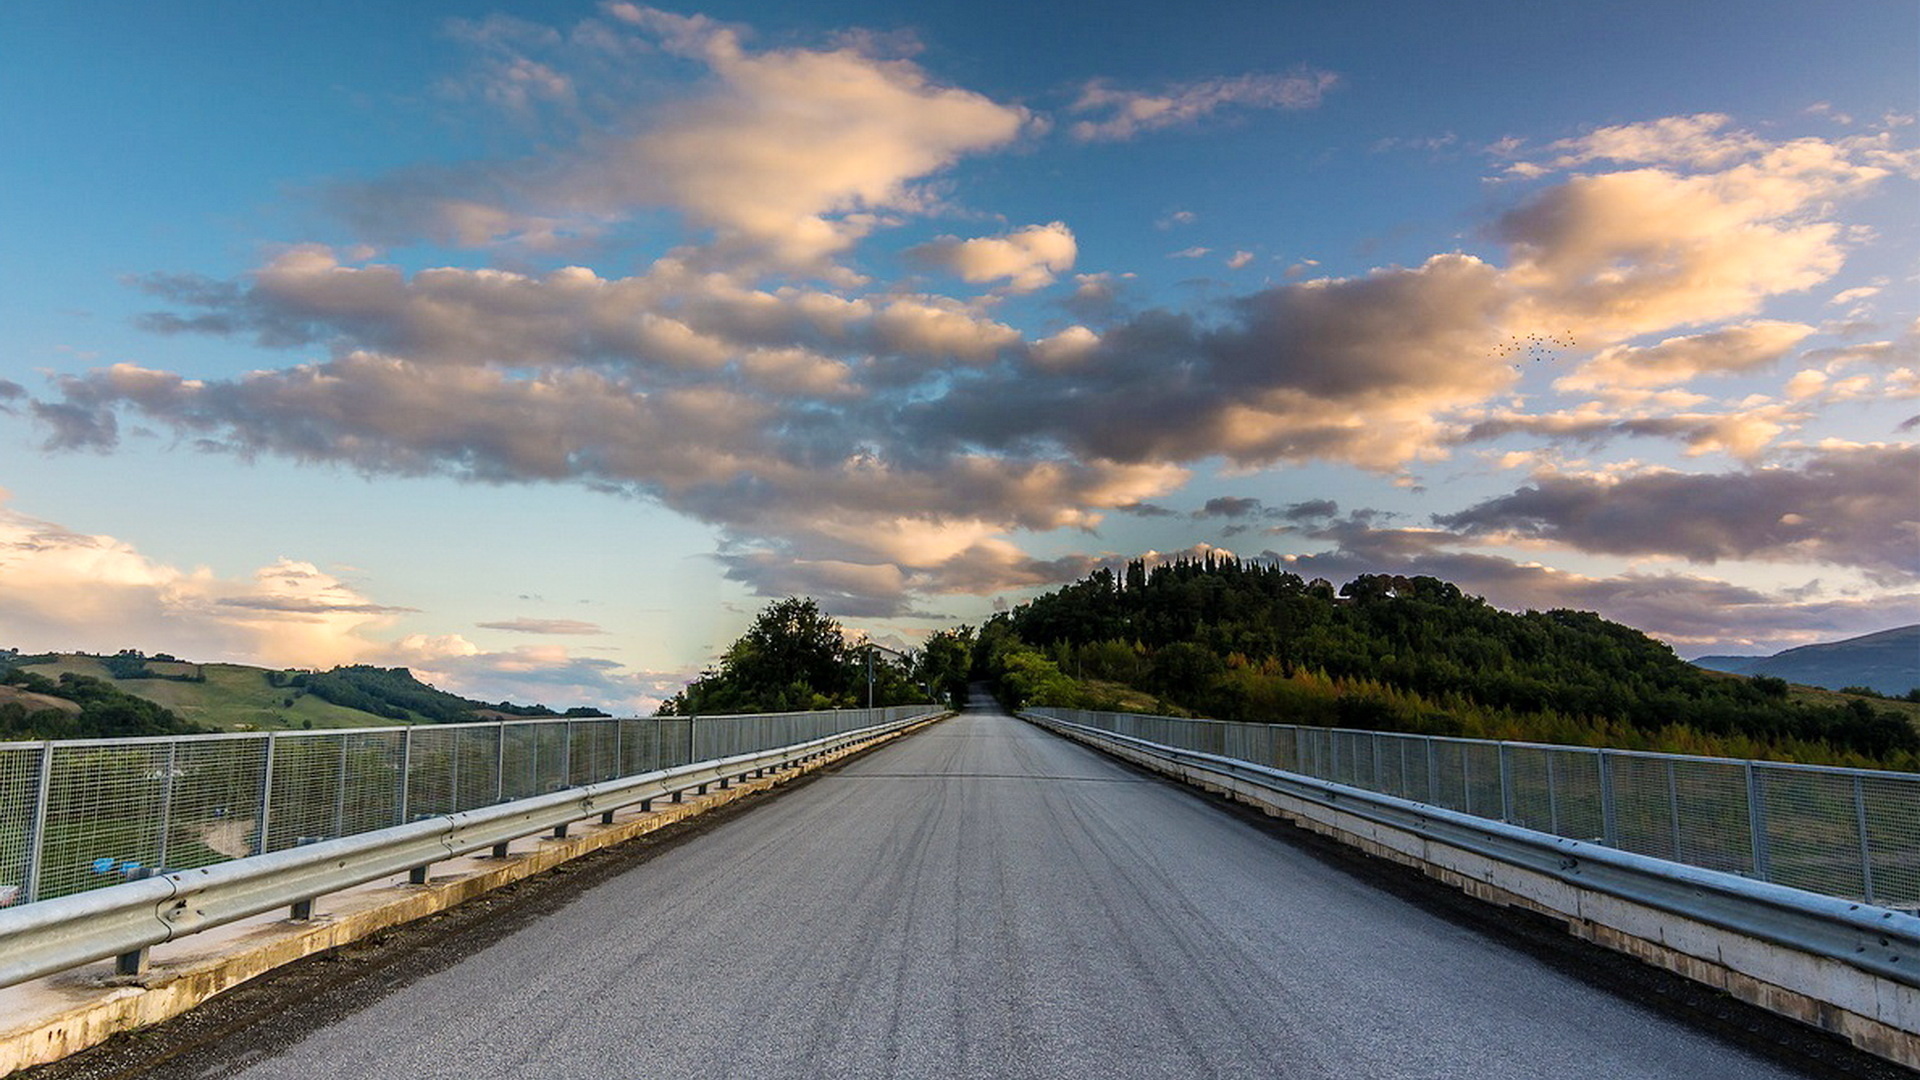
{"left": 1025, "top": 707, "right": 1920, "bottom": 910}
{"left": 0, "top": 707, "right": 929, "bottom": 908}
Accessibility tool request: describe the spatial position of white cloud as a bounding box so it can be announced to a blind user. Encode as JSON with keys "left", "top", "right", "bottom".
{"left": 907, "top": 221, "right": 1077, "bottom": 291}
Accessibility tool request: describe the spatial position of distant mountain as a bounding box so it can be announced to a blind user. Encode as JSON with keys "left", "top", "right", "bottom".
{"left": 1692, "top": 625, "right": 1920, "bottom": 696}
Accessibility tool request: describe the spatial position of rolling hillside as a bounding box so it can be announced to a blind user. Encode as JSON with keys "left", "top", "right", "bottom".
{"left": 2, "top": 653, "right": 600, "bottom": 735}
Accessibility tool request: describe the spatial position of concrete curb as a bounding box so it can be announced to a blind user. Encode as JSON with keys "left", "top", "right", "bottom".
{"left": 0, "top": 713, "right": 946, "bottom": 1076}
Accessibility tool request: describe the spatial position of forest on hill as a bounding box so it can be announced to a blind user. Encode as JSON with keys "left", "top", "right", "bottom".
{"left": 973, "top": 556, "right": 1920, "bottom": 769}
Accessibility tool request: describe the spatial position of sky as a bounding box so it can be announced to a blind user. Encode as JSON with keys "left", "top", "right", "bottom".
{"left": 1, "top": 1, "right": 1915, "bottom": 714}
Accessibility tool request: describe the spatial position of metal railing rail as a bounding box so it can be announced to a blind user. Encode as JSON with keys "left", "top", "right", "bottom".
{"left": 0, "top": 707, "right": 933, "bottom": 908}
{"left": 0, "top": 708, "right": 944, "bottom": 988}
{"left": 1023, "top": 707, "right": 1920, "bottom": 910}
{"left": 1022, "top": 712, "right": 1920, "bottom": 993}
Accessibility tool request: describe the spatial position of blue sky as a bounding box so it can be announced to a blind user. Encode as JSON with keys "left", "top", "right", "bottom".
{"left": 2, "top": 2, "right": 1915, "bottom": 712}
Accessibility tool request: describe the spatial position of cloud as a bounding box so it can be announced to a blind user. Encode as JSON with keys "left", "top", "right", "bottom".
{"left": 1069, "top": 69, "right": 1338, "bottom": 142}
{"left": 0, "top": 497, "right": 409, "bottom": 666}
{"left": 331, "top": 8, "right": 1034, "bottom": 270}
{"left": 920, "top": 253, "right": 1512, "bottom": 471}
{"left": 475, "top": 618, "right": 608, "bottom": 635}
{"left": 387, "top": 634, "right": 677, "bottom": 714}
{"left": 1434, "top": 444, "right": 1920, "bottom": 578}
{"left": 34, "top": 90, "right": 1920, "bottom": 622}
{"left": 1457, "top": 403, "right": 1806, "bottom": 460}
{"left": 907, "top": 222, "right": 1077, "bottom": 291}
{"left": 1225, "top": 250, "right": 1254, "bottom": 270}
{"left": 1196, "top": 496, "right": 1262, "bottom": 518}
{"left": 1555, "top": 320, "right": 1815, "bottom": 392}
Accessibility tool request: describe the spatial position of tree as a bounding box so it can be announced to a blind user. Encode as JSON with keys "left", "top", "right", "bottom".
{"left": 659, "top": 597, "right": 881, "bottom": 715}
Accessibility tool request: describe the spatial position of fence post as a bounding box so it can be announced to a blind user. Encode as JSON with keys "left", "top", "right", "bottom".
{"left": 256, "top": 733, "right": 277, "bottom": 856}
{"left": 1853, "top": 775, "right": 1874, "bottom": 905}
{"left": 1598, "top": 750, "right": 1618, "bottom": 848}
{"left": 157, "top": 741, "right": 179, "bottom": 870}
{"left": 333, "top": 736, "right": 348, "bottom": 840}
{"left": 1666, "top": 759, "right": 1683, "bottom": 861}
{"left": 688, "top": 716, "right": 698, "bottom": 766}
{"left": 397, "top": 727, "right": 413, "bottom": 826}
{"left": 495, "top": 724, "right": 507, "bottom": 804}
{"left": 1746, "top": 761, "right": 1773, "bottom": 882}
{"left": 1498, "top": 743, "right": 1514, "bottom": 823}
{"left": 562, "top": 720, "right": 574, "bottom": 788}
{"left": 25, "top": 742, "right": 53, "bottom": 904}
{"left": 1544, "top": 752, "right": 1559, "bottom": 836}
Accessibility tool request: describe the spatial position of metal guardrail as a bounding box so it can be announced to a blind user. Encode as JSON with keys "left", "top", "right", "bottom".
{"left": 1023, "top": 708, "right": 1920, "bottom": 911}
{"left": 1024, "top": 712, "right": 1920, "bottom": 992}
{"left": 0, "top": 707, "right": 931, "bottom": 908}
{"left": 0, "top": 708, "right": 943, "bottom": 988}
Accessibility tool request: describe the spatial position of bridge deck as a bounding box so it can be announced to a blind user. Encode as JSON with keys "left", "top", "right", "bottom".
{"left": 80, "top": 701, "right": 1830, "bottom": 1078}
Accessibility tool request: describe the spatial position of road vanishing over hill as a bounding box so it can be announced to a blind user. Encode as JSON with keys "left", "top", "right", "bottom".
{"left": 132, "top": 700, "right": 1830, "bottom": 1079}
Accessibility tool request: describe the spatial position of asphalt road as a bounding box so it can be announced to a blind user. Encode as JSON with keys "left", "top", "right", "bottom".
{"left": 203, "top": 700, "right": 1826, "bottom": 1079}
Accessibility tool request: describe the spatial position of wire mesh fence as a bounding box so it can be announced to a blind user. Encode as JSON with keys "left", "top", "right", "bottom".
{"left": 1029, "top": 707, "right": 1920, "bottom": 910}
{"left": 0, "top": 706, "right": 928, "bottom": 907}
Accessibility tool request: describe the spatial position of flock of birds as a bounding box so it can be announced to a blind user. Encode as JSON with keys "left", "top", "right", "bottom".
{"left": 1490, "top": 331, "right": 1578, "bottom": 369}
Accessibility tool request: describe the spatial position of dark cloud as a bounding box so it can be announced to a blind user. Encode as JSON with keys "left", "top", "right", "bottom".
{"left": 1196, "top": 496, "right": 1262, "bottom": 518}
{"left": 1117, "top": 502, "right": 1180, "bottom": 518}
{"left": 1435, "top": 445, "right": 1919, "bottom": 578}
{"left": 1279, "top": 498, "right": 1339, "bottom": 521}
{"left": 31, "top": 400, "right": 118, "bottom": 451}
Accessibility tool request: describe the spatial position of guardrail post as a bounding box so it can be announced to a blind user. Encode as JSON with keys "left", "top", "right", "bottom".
{"left": 1746, "top": 761, "right": 1772, "bottom": 882}
{"left": 24, "top": 742, "right": 53, "bottom": 904}
{"left": 115, "top": 947, "right": 148, "bottom": 977}
{"left": 256, "top": 733, "right": 277, "bottom": 856}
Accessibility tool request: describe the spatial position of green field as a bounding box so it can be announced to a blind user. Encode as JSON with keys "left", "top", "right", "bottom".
{"left": 18, "top": 655, "right": 420, "bottom": 732}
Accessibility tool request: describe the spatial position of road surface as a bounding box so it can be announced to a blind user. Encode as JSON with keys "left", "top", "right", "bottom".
{"left": 159, "top": 700, "right": 1837, "bottom": 1078}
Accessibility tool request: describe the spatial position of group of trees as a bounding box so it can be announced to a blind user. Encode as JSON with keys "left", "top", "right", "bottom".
{"left": 974, "top": 556, "right": 1920, "bottom": 768}
{"left": 658, "top": 597, "right": 941, "bottom": 716}
{"left": 0, "top": 668, "right": 210, "bottom": 740}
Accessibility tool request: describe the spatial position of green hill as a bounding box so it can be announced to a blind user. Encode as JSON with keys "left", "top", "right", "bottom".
{"left": 0, "top": 651, "right": 604, "bottom": 737}
{"left": 976, "top": 557, "right": 1920, "bottom": 769}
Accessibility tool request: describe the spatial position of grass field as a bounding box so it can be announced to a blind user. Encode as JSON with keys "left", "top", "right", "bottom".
{"left": 18, "top": 656, "right": 415, "bottom": 732}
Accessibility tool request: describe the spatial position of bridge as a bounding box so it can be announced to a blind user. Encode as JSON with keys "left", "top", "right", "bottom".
{"left": 1, "top": 699, "right": 1916, "bottom": 1077}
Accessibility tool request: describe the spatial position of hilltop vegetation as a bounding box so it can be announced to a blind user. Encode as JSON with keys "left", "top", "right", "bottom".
{"left": 658, "top": 597, "right": 933, "bottom": 715}
{"left": 0, "top": 650, "right": 605, "bottom": 739}
{"left": 974, "top": 557, "right": 1920, "bottom": 769}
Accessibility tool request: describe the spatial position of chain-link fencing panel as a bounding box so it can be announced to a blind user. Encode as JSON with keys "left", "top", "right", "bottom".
{"left": 0, "top": 745, "right": 43, "bottom": 906}
{"left": 1756, "top": 764, "right": 1867, "bottom": 901}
